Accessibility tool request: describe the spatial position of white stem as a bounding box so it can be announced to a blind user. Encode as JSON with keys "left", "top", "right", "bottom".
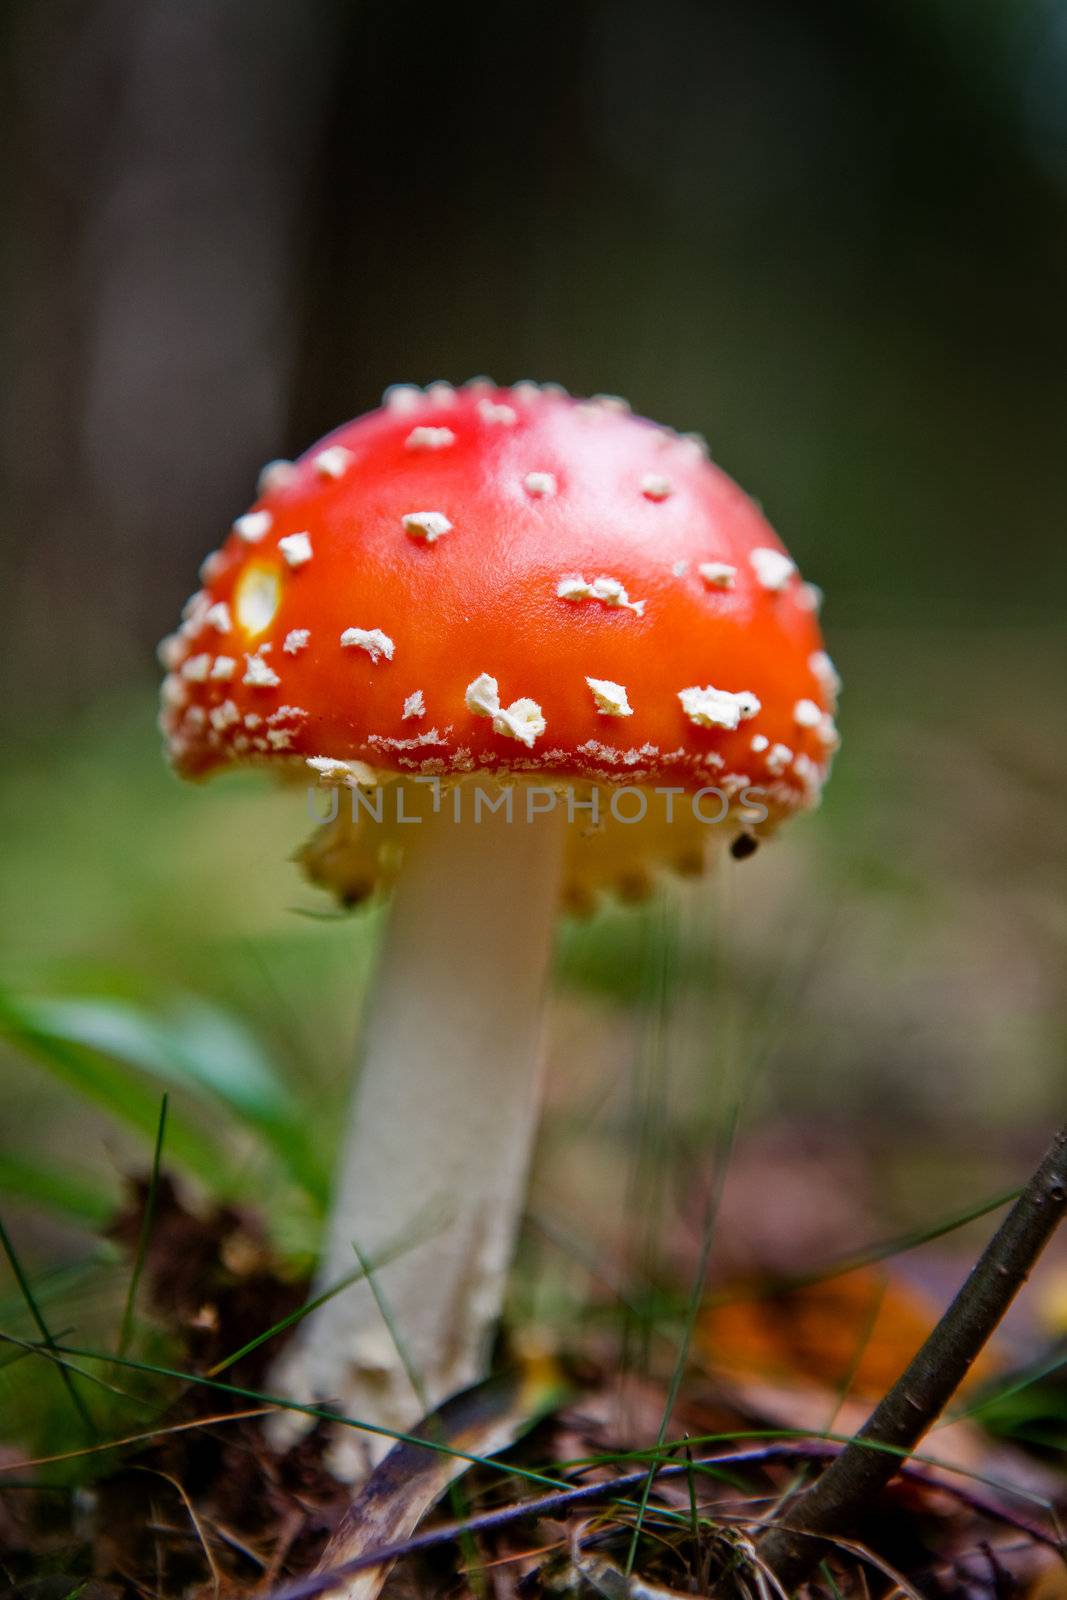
{"left": 268, "top": 788, "right": 566, "bottom": 1479}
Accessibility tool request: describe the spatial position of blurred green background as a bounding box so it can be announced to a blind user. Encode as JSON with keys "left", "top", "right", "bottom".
{"left": 0, "top": 0, "right": 1064, "bottom": 1341}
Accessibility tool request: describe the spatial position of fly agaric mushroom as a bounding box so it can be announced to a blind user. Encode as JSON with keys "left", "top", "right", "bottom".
{"left": 158, "top": 380, "right": 840, "bottom": 1477}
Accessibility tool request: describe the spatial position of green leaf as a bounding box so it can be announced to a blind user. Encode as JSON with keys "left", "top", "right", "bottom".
{"left": 0, "top": 990, "right": 325, "bottom": 1205}
{"left": 0, "top": 1153, "right": 114, "bottom": 1226}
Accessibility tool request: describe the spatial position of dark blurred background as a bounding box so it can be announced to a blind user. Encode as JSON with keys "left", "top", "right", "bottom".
{"left": 0, "top": 0, "right": 1064, "bottom": 1299}
{"left": 4, "top": 0, "right": 1067, "bottom": 708}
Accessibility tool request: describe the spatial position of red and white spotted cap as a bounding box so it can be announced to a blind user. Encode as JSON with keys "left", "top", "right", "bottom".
{"left": 158, "top": 381, "right": 840, "bottom": 900}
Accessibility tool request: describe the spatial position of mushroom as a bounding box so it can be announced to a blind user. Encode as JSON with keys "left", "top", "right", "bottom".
{"left": 158, "top": 381, "right": 839, "bottom": 1478}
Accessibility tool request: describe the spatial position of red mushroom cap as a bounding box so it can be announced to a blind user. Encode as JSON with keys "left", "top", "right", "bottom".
{"left": 160, "top": 382, "right": 838, "bottom": 796}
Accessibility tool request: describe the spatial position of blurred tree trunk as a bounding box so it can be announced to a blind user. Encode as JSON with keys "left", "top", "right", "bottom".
{"left": 0, "top": 0, "right": 338, "bottom": 715}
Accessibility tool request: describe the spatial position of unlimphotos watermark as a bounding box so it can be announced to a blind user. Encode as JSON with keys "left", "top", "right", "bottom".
{"left": 307, "top": 778, "right": 769, "bottom": 828}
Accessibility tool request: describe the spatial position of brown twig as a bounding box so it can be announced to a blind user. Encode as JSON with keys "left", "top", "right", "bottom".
{"left": 263, "top": 1439, "right": 1061, "bottom": 1600}
{"left": 759, "top": 1125, "right": 1067, "bottom": 1591}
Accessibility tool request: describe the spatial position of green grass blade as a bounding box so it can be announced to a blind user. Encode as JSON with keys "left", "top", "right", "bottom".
{"left": 0, "top": 1214, "right": 94, "bottom": 1435}
{"left": 626, "top": 1099, "right": 742, "bottom": 1575}
{"left": 721, "top": 1183, "right": 1024, "bottom": 1301}
{"left": 349, "top": 1240, "right": 484, "bottom": 1592}
{"left": 0, "top": 1325, "right": 74, "bottom": 1372}
{"left": 117, "top": 1093, "right": 168, "bottom": 1357}
{"left": 940, "top": 1344, "right": 1067, "bottom": 1429}
{"left": 53, "top": 1342, "right": 573, "bottom": 1491}
{"left": 208, "top": 1210, "right": 446, "bottom": 1376}
{"left": 351, "top": 1240, "right": 428, "bottom": 1409}
{"left": 0, "top": 1330, "right": 156, "bottom": 1408}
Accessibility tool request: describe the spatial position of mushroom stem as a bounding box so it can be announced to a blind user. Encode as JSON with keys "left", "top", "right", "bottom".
{"left": 268, "top": 787, "right": 567, "bottom": 1480}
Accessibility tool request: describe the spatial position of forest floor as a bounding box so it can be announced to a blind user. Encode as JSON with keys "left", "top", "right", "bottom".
{"left": 3, "top": 1171, "right": 1066, "bottom": 1600}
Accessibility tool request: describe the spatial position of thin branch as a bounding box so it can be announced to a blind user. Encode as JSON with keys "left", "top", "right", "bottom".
{"left": 262, "top": 1440, "right": 1062, "bottom": 1600}
{"left": 759, "top": 1125, "right": 1067, "bottom": 1591}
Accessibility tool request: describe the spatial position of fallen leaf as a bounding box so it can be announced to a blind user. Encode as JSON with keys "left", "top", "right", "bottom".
{"left": 698, "top": 1265, "right": 997, "bottom": 1400}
